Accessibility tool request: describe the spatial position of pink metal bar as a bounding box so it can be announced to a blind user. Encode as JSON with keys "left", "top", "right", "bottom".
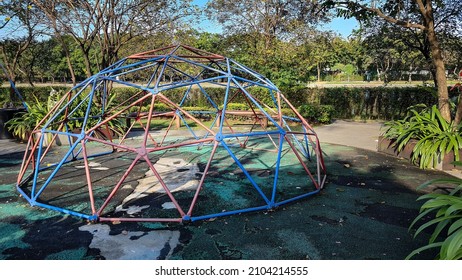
{"left": 157, "top": 93, "right": 216, "bottom": 136}
{"left": 127, "top": 45, "right": 176, "bottom": 59}
{"left": 84, "top": 135, "right": 137, "bottom": 153}
{"left": 39, "top": 122, "right": 66, "bottom": 163}
{"left": 136, "top": 117, "right": 159, "bottom": 147}
{"left": 284, "top": 135, "right": 320, "bottom": 189}
{"left": 280, "top": 93, "right": 316, "bottom": 132}
{"left": 96, "top": 154, "right": 142, "bottom": 216}
{"left": 223, "top": 118, "right": 245, "bottom": 148}
{"left": 99, "top": 217, "right": 183, "bottom": 223}
{"left": 117, "top": 114, "right": 138, "bottom": 146}
{"left": 87, "top": 93, "right": 152, "bottom": 135}
{"left": 143, "top": 96, "right": 157, "bottom": 147}
{"left": 17, "top": 135, "right": 38, "bottom": 185}
{"left": 146, "top": 137, "right": 214, "bottom": 153}
{"left": 143, "top": 155, "right": 186, "bottom": 217}
{"left": 159, "top": 113, "right": 177, "bottom": 147}
{"left": 81, "top": 140, "right": 97, "bottom": 214}
{"left": 187, "top": 141, "right": 219, "bottom": 216}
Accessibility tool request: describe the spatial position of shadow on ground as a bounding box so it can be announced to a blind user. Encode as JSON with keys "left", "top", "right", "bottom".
{"left": 0, "top": 143, "right": 451, "bottom": 260}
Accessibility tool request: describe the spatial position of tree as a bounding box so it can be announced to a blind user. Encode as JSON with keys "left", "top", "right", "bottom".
{"left": 206, "top": 0, "right": 328, "bottom": 50}
{"left": 323, "top": 0, "right": 460, "bottom": 124}
{"left": 32, "top": 0, "right": 196, "bottom": 77}
{"left": 0, "top": 1, "right": 43, "bottom": 101}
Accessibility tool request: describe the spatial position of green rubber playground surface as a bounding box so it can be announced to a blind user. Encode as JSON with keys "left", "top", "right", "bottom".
{"left": 0, "top": 141, "right": 452, "bottom": 260}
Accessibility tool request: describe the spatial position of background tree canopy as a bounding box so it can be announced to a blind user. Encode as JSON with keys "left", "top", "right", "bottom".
{"left": 0, "top": 0, "right": 461, "bottom": 108}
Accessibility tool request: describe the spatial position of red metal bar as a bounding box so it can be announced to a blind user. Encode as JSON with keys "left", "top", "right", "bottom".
{"left": 99, "top": 217, "right": 183, "bottom": 223}
{"left": 87, "top": 93, "right": 152, "bottom": 135}
{"left": 187, "top": 141, "right": 219, "bottom": 216}
{"left": 157, "top": 93, "right": 216, "bottom": 136}
{"left": 81, "top": 141, "right": 96, "bottom": 214}
{"left": 143, "top": 95, "right": 156, "bottom": 147}
{"left": 96, "top": 154, "right": 142, "bottom": 216}
{"left": 142, "top": 155, "right": 186, "bottom": 217}
{"left": 284, "top": 135, "right": 320, "bottom": 189}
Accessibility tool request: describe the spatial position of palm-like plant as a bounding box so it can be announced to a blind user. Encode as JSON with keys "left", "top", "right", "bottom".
{"left": 407, "top": 171, "right": 462, "bottom": 260}
{"left": 382, "top": 105, "right": 462, "bottom": 169}
{"left": 6, "top": 94, "right": 53, "bottom": 141}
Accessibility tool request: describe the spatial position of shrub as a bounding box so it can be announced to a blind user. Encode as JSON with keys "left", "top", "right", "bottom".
{"left": 382, "top": 105, "right": 462, "bottom": 169}
{"left": 298, "top": 104, "right": 334, "bottom": 124}
{"left": 407, "top": 173, "right": 462, "bottom": 260}
{"left": 226, "top": 103, "right": 249, "bottom": 111}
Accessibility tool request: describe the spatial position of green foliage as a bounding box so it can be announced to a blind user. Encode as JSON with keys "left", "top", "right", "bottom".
{"left": 5, "top": 90, "right": 60, "bottom": 141}
{"left": 317, "top": 86, "right": 439, "bottom": 120}
{"left": 225, "top": 103, "right": 249, "bottom": 111}
{"left": 298, "top": 104, "right": 334, "bottom": 124}
{"left": 407, "top": 174, "right": 462, "bottom": 260}
{"left": 382, "top": 105, "right": 462, "bottom": 169}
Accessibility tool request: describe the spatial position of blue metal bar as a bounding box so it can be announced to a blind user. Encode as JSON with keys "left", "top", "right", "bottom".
{"left": 302, "top": 126, "right": 311, "bottom": 160}
{"left": 229, "top": 58, "right": 278, "bottom": 89}
{"left": 16, "top": 186, "right": 33, "bottom": 205}
{"left": 157, "top": 76, "right": 228, "bottom": 92}
{"left": 31, "top": 133, "right": 46, "bottom": 198}
{"left": 99, "top": 56, "right": 162, "bottom": 76}
{"left": 146, "top": 63, "right": 161, "bottom": 87}
{"left": 154, "top": 56, "right": 170, "bottom": 89}
{"left": 199, "top": 113, "right": 220, "bottom": 144}
{"left": 0, "top": 61, "right": 28, "bottom": 110}
{"left": 166, "top": 62, "right": 196, "bottom": 80}
{"left": 274, "top": 189, "right": 320, "bottom": 207}
{"left": 231, "top": 76, "right": 277, "bottom": 91}
{"left": 283, "top": 115, "right": 302, "bottom": 122}
{"left": 269, "top": 89, "right": 279, "bottom": 108}
{"left": 197, "top": 83, "right": 219, "bottom": 109}
{"left": 34, "top": 201, "right": 95, "bottom": 220}
{"left": 42, "top": 86, "right": 90, "bottom": 128}
{"left": 33, "top": 139, "right": 82, "bottom": 201}
{"left": 103, "top": 77, "right": 153, "bottom": 93}
{"left": 168, "top": 55, "right": 228, "bottom": 77}
{"left": 232, "top": 78, "right": 283, "bottom": 132}
{"left": 271, "top": 135, "right": 285, "bottom": 204}
{"left": 291, "top": 133, "right": 309, "bottom": 159}
{"left": 80, "top": 79, "right": 97, "bottom": 130}
{"left": 99, "top": 57, "right": 127, "bottom": 73}
{"left": 178, "top": 84, "right": 193, "bottom": 107}
{"left": 223, "top": 130, "right": 280, "bottom": 138}
{"left": 177, "top": 112, "right": 199, "bottom": 139}
{"left": 102, "top": 62, "right": 159, "bottom": 81}
{"left": 191, "top": 205, "right": 269, "bottom": 222}
{"left": 221, "top": 141, "right": 270, "bottom": 205}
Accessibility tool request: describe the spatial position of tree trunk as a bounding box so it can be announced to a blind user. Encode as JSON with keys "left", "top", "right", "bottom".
{"left": 427, "top": 21, "right": 450, "bottom": 123}
{"left": 454, "top": 93, "right": 462, "bottom": 125}
{"left": 59, "top": 37, "right": 77, "bottom": 86}
{"left": 317, "top": 62, "right": 321, "bottom": 82}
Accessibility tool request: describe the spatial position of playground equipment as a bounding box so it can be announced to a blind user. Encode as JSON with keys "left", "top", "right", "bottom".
{"left": 16, "top": 45, "right": 327, "bottom": 223}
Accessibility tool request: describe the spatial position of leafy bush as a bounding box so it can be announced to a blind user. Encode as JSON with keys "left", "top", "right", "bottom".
{"left": 6, "top": 91, "right": 61, "bottom": 141}
{"left": 382, "top": 105, "right": 462, "bottom": 169}
{"left": 298, "top": 104, "right": 334, "bottom": 124}
{"left": 225, "top": 103, "right": 249, "bottom": 110}
{"left": 407, "top": 173, "right": 462, "bottom": 260}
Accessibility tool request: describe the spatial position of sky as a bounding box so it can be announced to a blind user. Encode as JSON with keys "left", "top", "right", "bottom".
{"left": 192, "top": 0, "right": 359, "bottom": 38}
{"left": 0, "top": 1, "right": 359, "bottom": 40}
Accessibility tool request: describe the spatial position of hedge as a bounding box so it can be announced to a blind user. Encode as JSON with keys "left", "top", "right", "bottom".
{"left": 1, "top": 85, "right": 452, "bottom": 122}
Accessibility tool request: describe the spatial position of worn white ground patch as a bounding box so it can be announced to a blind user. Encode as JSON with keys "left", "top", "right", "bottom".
{"left": 115, "top": 205, "right": 150, "bottom": 215}
{"left": 162, "top": 202, "right": 176, "bottom": 209}
{"left": 75, "top": 161, "right": 109, "bottom": 170}
{"left": 79, "top": 224, "right": 180, "bottom": 260}
{"left": 118, "top": 157, "right": 200, "bottom": 208}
